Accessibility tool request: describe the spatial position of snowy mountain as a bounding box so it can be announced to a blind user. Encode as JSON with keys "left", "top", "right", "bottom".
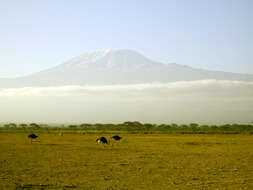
{"left": 1, "top": 49, "right": 253, "bottom": 87}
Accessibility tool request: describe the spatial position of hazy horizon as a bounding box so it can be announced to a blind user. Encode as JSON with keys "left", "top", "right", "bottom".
{"left": 1, "top": 80, "right": 252, "bottom": 125}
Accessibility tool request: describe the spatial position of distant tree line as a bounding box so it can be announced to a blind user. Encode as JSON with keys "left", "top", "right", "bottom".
{"left": 0, "top": 121, "right": 253, "bottom": 134}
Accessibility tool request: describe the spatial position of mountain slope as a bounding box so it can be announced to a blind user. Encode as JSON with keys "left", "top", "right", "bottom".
{"left": 1, "top": 49, "right": 253, "bottom": 88}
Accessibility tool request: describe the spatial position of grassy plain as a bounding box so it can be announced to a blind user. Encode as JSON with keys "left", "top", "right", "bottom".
{"left": 0, "top": 132, "right": 253, "bottom": 189}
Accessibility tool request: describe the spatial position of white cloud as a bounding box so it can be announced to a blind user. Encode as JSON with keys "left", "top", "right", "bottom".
{"left": 0, "top": 80, "right": 253, "bottom": 97}
{"left": 0, "top": 80, "right": 253, "bottom": 124}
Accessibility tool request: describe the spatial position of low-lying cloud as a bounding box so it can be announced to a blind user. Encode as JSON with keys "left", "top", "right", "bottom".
{"left": 0, "top": 80, "right": 253, "bottom": 124}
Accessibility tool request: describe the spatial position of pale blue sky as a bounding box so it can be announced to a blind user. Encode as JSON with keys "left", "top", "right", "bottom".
{"left": 0, "top": 0, "right": 252, "bottom": 77}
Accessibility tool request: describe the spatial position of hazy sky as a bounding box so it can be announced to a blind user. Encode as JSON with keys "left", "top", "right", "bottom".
{"left": 0, "top": 0, "right": 252, "bottom": 77}
{"left": 1, "top": 80, "right": 253, "bottom": 124}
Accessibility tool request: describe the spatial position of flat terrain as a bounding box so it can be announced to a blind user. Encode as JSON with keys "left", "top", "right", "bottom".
{"left": 0, "top": 133, "right": 253, "bottom": 189}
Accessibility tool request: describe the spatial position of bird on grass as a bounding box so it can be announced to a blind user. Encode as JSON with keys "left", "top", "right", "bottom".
{"left": 28, "top": 133, "right": 40, "bottom": 144}
{"left": 110, "top": 135, "right": 122, "bottom": 146}
{"left": 110, "top": 135, "right": 122, "bottom": 141}
{"left": 96, "top": 137, "right": 109, "bottom": 146}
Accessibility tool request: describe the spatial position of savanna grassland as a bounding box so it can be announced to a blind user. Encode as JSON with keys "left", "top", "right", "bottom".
{"left": 0, "top": 132, "right": 253, "bottom": 190}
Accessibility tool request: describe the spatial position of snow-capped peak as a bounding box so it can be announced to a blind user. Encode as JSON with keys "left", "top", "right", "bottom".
{"left": 58, "top": 49, "right": 157, "bottom": 69}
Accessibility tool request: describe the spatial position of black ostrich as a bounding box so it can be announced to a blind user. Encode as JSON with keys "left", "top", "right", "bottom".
{"left": 28, "top": 133, "right": 39, "bottom": 143}
{"left": 96, "top": 137, "right": 108, "bottom": 146}
{"left": 110, "top": 135, "right": 122, "bottom": 145}
{"left": 111, "top": 135, "right": 122, "bottom": 141}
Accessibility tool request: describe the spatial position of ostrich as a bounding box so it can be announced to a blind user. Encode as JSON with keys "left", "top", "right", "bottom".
{"left": 28, "top": 133, "right": 39, "bottom": 143}
{"left": 96, "top": 137, "right": 108, "bottom": 146}
{"left": 110, "top": 135, "right": 122, "bottom": 145}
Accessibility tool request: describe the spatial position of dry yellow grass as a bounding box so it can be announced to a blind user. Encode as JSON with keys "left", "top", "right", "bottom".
{"left": 0, "top": 133, "right": 253, "bottom": 189}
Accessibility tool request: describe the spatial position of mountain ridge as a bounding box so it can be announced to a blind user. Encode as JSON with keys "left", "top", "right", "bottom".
{"left": 0, "top": 49, "right": 253, "bottom": 88}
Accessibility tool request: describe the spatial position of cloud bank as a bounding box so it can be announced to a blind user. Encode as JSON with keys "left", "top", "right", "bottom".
{"left": 0, "top": 80, "right": 253, "bottom": 124}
